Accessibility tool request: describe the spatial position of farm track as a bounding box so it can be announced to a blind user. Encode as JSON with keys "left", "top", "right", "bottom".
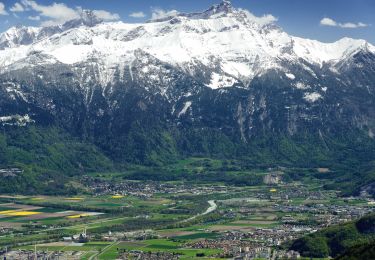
{"left": 89, "top": 241, "right": 119, "bottom": 260}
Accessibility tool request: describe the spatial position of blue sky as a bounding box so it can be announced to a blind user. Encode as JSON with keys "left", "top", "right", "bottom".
{"left": 0, "top": 0, "right": 374, "bottom": 44}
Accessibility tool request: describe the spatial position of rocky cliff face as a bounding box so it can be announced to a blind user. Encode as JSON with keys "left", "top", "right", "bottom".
{"left": 0, "top": 1, "right": 374, "bottom": 165}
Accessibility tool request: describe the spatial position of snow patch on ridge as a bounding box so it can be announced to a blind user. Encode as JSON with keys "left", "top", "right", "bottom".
{"left": 304, "top": 92, "right": 322, "bottom": 103}
{"left": 295, "top": 82, "right": 309, "bottom": 89}
{"left": 0, "top": 114, "right": 34, "bottom": 126}
{"left": 207, "top": 72, "right": 237, "bottom": 89}
{"left": 292, "top": 37, "right": 370, "bottom": 66}
{"left": 178, "top": 101, "right": 192, "bottom": 117}
{"left": 285, "top": 73, "right": 295, "bottom": 80}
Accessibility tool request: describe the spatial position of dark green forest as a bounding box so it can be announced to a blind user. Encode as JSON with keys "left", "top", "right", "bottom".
{"left": 290, "top": 213, "right": 375, "bottom": 258}
{"left": 0, "top": 126, "right": 113, "bottom": 194}
{"left": 0, "top": 124, "right": 374, "bottom": 196}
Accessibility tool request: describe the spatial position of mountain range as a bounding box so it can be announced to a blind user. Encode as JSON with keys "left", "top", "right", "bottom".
{"left": 0, "top": 0, "right": 374, "bottom": 194}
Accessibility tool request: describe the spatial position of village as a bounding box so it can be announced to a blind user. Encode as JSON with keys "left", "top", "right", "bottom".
{"left": 81, "top": 175, "right": 230, "bottom": 198}
{"left": 0, "top": 176, "right": 373, "bottom": 260}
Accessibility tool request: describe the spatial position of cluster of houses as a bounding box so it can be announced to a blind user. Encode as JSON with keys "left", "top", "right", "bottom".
{"left": 1, "top": 250, "right": 84, "bottom": 260}
{"left": 0, "top": 227, "right": 12, "bottom": 235}
{"left": 119, "top": 250, "right": 180, "bottom": 260}
{"left": 81, "top": 175, "right": 228, "bottom": 198}
{"left": 63, "top": 228, "right": 89, "bottom": 243}
{"left": 274, "top": 202, "right": 373, "bottom": 227}
{"left": 185, "top": 227, "right": 307, "bottom": 259}
{"left": 0, "top": 168, "right": 23, "bottom": 178}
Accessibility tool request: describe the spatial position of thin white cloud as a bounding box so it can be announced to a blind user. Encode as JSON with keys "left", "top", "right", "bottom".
{"left": 10, "top": 2, "right": 25, "bottom": 12}
{"left": 320, "top": 17, "right": 368, "bottom": 29}
{"left": 341, "top": 22, "right": 368, "bottom": 29}
{"left": 21, "top": 0, "right": 119, "bottom": 26}
{"left": 92, "top": 10, "right": 120, "bottom": 21}
{"left": 239, "top": 8, "right": 277, "bottom": 26}
{"left": 129, "top": 11, "right": 146, "bottom": 18}
{"left": 22, "top": 0, "right": 79, "bottom": 25}
{"left": 320, "top": 17, "right": 337, "bottom": 27}
{"left": 151, "top": 8, "right": 179, "bottom": 20}
{"left": 0, "top": 2, "right": 8, "bottom": 15}
{"left": 28, "top": 15, "right": 40, "bottom": 21}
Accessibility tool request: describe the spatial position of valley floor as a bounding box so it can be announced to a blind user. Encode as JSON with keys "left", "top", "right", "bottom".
{"left": 0, "top": 161, "right": 373, "bottom": 259}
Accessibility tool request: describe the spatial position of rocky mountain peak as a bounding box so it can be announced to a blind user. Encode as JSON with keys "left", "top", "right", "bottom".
{"left": 149, "top": 0, "right": 235, "bottom": 22}
{"left": 204, "top": 0, "right": 234, "bottom": 16}
{"left": 62, "top": 10, "right": 103, "bottom": 29}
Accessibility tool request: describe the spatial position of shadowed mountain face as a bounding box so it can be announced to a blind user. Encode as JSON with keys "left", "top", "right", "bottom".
{"left": 0, "top": 1, "right": 374, "bottom": 179}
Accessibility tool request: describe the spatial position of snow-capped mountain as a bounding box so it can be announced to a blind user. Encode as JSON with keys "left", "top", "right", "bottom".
{"left": 1, "top": 1, "right": 374, "bottom": 89}
{"left": 0, "top": 1, "right": 375, "bottom": 164}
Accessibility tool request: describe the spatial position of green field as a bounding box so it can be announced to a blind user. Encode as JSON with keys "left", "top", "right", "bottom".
{"left": 173, "top": 232, "right": 219, "bottom": 240}
{"left": 116, "top": 239, "right": 222, "bottom": 259}
{"left": 0, "top": 168, "right": 372, "bottom": 260}
{"left": 18, "top": 239, "right": 223, "bottom": 260}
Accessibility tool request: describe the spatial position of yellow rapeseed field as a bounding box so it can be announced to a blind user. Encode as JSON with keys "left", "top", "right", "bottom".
{"left": 111, "top": 195, "right": 124, "bottom": 199}
{"left": 0, "top": 210, "right": 40, "bottom": 216}
{"left": 67, "top": 214, "right": 89, "bottom": 219}
{"left": 65, "top": 197, "right": 84, "bottom": 201}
